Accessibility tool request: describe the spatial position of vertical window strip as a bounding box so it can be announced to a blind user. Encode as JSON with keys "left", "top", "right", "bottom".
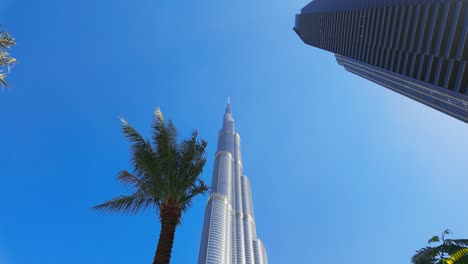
{"left": 389, "top": 6, "right": 400, "bottom": 50}
{"left": 409, "top": 4, "right": 422, "bottom": 52}
{"left": 416, "top": 3, "right": 431, "bottom": 55}
{"left": 453, "top": 61, "right": 467, "bottom": 94}
{"left": 444, "top": 1, "right": 462, "bottom": 58}
{"left": 434, "top": 3, "right": 451, "bottom": 57}
{"left": 443, "top": 60, "right": 457, "bottom": 90}
{"left": 424, "top": 3, "right": 440, "bottom": 55}
{"left": 416, "top": 53, "right": 427, "bottom": 80}
{"left": 371, "top": 8, "right": 381, "bottom": 65}
{"left": 408, "top": 51, "right": 417, "bottom": 77}
{"left": 345, "top": 11, "right": 351, "bottom": 57}
{"left": 369, "top": 8, "right": 376, "bottom": 64}
{"left": 454, "top": 1, "right": 467, "bottom": 60}
{"left": 360, "top": 8, "right": 370, "bottom": 61}
{"left": 395, "top": 5, "right": 406, "bottom": 51}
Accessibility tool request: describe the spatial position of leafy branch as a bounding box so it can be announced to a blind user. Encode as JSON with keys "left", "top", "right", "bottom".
{"left": 413, "top": 230, "right": 468, "bottom": 264}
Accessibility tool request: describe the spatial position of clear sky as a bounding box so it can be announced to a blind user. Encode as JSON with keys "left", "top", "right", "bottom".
{"left": 1, "top": 0, "right": 467, "bottom": 263}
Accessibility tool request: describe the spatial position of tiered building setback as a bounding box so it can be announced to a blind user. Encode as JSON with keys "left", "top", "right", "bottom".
{"left": 198, "top": 100, "right": 268, "bottom": 264}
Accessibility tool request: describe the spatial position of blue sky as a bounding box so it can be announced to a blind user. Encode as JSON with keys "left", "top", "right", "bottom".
{"left": 1, "top": 0, "right": 467, "bottom": 263}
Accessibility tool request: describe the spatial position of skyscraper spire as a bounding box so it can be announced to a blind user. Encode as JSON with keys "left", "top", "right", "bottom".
{"left": 198, "top": 101, "right": 268, "bottom": 264}
{"left": 223, "top": 97, "right": 234, "bottom": 131}
{"left": 226, "top": 97, "right": 232, "bottom": 114}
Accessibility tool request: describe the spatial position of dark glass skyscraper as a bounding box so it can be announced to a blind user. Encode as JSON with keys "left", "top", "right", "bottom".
{"left": 294, "top": 0, "right": 468, "bottom": 122}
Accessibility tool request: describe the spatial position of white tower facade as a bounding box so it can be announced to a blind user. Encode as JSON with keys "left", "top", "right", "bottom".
{"left": 198, "top": 101, "right": 268, "bottom": 264}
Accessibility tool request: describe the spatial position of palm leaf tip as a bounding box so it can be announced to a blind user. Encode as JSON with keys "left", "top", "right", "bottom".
{"left": 154, "top": 107, "right": 164, "bottom": 123}
{"left": 92, "top": 194, "right": 152, "bottom": 214}
{"left": 119, "top": 116, "right": 128, "bottom": 124}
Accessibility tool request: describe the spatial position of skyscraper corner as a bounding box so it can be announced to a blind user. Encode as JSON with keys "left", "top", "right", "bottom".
{"left": 295, "top": 0, "right": 468, "bottom": 122}
{"left": 198, "top": 100, "right": 268, "bottom": 264}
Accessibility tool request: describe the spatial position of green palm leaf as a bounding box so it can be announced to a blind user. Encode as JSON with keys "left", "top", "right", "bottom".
{"left": 92, "top": 194, "right": 154, "bottom": 214}
{"left": 120, "top": 118, "right": 159, "bottom": 179}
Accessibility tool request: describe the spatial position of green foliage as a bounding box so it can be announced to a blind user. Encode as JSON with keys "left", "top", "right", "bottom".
{"left": 413, "top": 230, "right": 468, "bottom": 264}
{"left": 0, "top": 29, "right": 16, "bottom": 88}
{"left": 92, "top": 107, "right": 208, "bottom": 223}
{"left": 443, "top": 248, "right": 468, "bottom": 264}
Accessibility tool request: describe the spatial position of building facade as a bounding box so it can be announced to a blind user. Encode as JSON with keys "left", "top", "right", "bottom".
{"left": 294, "top": 0, "right": 468, "bottom": 122}
{"left": 198, "top": 101, "right": 268, "bottom": 264}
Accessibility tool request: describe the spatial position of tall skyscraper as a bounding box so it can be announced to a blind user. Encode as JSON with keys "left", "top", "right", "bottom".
{"left": 198, "top": 100, "right": 268, "bottom": 264}
{"left": 294, "top": 0, "right": 468, "bottom": 122}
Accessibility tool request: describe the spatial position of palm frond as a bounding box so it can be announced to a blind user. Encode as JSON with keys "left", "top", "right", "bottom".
{"left": 176, "top": 179, "right": 208, "bottom": 225}
{"left": 443, "top": 248, "right": 468, "bottom": 264}
{"left": 174, "top": 130, "right": 207, "bottom": 201}
{"left": 152, "top": 107, "right": 178, "bottom": 197}
{"left": 120, "top": 117, "right": 158, "bottom": 179}
{"left": 412, "top": 246, "right": 439, "bottom": 264}
{"left": 152, "top": 107, "right": 178, "bottom": 153}
{"left": 447, "top": 240, "right": 468, "bottom": 248}
{"left": 413, "top": 230, "right": 468, "bottom": 264}
{"left": 0, "top": 30, "right": 16, "bottom": 88}
{"left": 166, "top": 120, "right": 178, "bottom": 149}
{"left": 180, "top": 179, "right": 208, "bottom": 210}
{"left": 0, "top": 31, "right": 15, "bottom": 49}
{"left": 117, "top": 170, "right": 152, "bottom": 195}
{"left": 92, "top": 194, "right": 153, "bottom": 214}
{"left": 0, "top": 51, "right": 16, "bottom": 66}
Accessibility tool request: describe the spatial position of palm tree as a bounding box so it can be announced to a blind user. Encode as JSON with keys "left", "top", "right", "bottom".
{"left": 412, "top": 230, "right": 468, "bottom": 264}
{"left": 93, "top": 108, "right": 208, "bottom": 264}
{"left": 0, "top": 29, "right": 16, "bottom": 88}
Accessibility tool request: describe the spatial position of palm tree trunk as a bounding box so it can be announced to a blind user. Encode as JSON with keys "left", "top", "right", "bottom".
{"left": 153, "top": 206, "right": 180, "bottom": 264}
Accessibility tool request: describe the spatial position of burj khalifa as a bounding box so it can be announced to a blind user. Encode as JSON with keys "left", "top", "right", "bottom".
{"left": 198, "top": 100, "right": 268, "bottom": 264}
